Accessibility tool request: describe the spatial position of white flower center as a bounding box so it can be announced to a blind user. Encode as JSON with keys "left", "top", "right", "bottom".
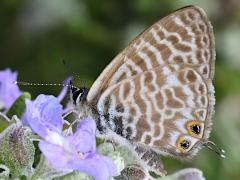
{"left": 45, "top": 131, "right": 64, "bottom": 146}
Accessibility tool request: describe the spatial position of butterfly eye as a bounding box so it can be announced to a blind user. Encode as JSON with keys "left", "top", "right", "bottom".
{"left": 177, "top": 137, "right": 191, "bottom": 152}
{"left": 186, "top": 120, "right": 203, "bottom": 138}
{"left": 71, "top": 88, "right": 86, "bottom": 105}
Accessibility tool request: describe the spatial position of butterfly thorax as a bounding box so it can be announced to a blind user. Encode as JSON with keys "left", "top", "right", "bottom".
{"left": 71, "top": 86, "right": 127, "bottom": 138}
{"left": 70, "top": 86, "right": 92, "bottom": 117}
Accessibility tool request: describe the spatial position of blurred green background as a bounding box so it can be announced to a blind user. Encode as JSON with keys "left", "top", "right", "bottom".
{"left": 0, "top": 0, "right": 240, "bottom": 179}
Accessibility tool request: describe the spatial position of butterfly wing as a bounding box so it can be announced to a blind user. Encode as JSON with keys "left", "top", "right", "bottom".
{"left": 87, "top": 6, "right": 215, "bottom": 102}
{"left": 96, "top": 64, "right": 214, "bottom": 157}
{"left": 88, "top": 6, "right": 215, "bottom": 157}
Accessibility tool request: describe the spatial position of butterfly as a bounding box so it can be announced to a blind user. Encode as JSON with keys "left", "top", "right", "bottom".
{"left": 70, "top": 5, "right": 225, "bottom": 177}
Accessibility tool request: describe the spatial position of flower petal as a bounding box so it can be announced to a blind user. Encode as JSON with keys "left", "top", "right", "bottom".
{"left": 70, "top": 118, "right": 97, "bottom": 153}
{"left": 39, "top": 118, "right": 116, "bottom": 180}
{"left": 39, "top": 141, "right": 73, "bottom": 169}
{"left": 67, "top": 153, "right": 117, "bottom": 180}
{"left": 0, "top": 69, "right": 22, "bottom": 109}
{"left": 25, "top": 94, "right": 64, "bottom": 138}
{"left": 57, "top": 76, "right": 71, "bottom": 102}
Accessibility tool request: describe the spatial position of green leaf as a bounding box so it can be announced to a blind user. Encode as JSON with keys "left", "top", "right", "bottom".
{"left": 57, "top": 171, "right": 93, "bottom": 180}
{"left": 96, "top": 137, "right": 104, "bottom": 146}
{"left": 6, "top": 92, "right": 31, "bottom": 119}
{"left": 0, "top": 124, "right": 35, "bottom": 178}
{"left": 97, "top": 142, "right": 125, "bottom": 175}
{"left": 31, "top": 155, "right": 72, "bottom": 180}
{"left": 0, "top": 113, "right": 10, "bottom": 133}
{"left": 160, "top": 168, "right": 205, "bottom": 180}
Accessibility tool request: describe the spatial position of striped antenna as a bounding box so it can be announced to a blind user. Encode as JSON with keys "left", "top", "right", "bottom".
{"left": 13, "top": 81, "right": 79, "bottom": 89}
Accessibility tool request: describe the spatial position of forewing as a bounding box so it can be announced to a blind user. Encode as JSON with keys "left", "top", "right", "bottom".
{"left": 87, "top": 6, "right": 215, "bottom": 103}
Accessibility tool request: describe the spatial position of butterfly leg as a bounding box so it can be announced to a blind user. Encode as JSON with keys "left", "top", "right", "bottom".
{"left": 134, "top": 144, "right": 167, "bottom": 177}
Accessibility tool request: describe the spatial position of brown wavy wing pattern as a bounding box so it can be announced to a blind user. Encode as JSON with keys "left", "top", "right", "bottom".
{"left": 96, "top": 64, "right": 214, "bottom": 156}
{"left": 87, "top": 6, "right": 215, "bottom": 103}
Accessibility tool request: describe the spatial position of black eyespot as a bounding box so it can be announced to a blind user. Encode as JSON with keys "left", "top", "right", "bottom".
{"left": 180, "top": 140, "right": 190, "bottom": 149}
{"left": 191, "top": 124, "right": 201, "bottom": 135}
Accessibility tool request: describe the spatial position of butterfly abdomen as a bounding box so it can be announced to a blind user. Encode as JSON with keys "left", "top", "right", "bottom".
{"left": 92, "top": 98, "right": 125, "bottom": 136}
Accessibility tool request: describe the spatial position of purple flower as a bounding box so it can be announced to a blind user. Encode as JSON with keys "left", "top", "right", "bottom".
{"left": 57, "top": 76, "right": 72, "bottom": 102}
{"left": 25, "top": 94, "right": 117, "bottom": 180}
{"left": 0, "top": 69, "right": 22, "bottom": 110}
{"left": 25, "top": 95, "right": 64, "bottom": 137}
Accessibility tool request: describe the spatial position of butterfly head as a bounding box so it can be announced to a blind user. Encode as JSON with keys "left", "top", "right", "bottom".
{"left": 70, "top": 82, "right": 89, "bottom": 106}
